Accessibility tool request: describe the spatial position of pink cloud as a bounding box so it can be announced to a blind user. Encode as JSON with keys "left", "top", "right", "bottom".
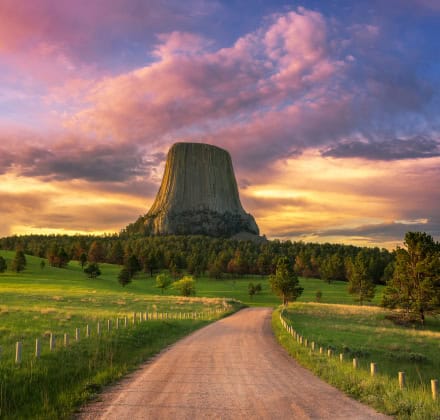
{"left": 66, "top": 8, "right": 340, "bottom": 149}
{"left": 153, "top": 31, "right": 213, "bottom": 59}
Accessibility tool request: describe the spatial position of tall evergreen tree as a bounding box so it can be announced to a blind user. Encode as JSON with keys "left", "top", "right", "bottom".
{"left": 118, "top": 268, "right": 132, "bottom": 287}
{"left": 346, "top": 251, "right": 376, "bottom": 305}
{"left": 10, "top": 249, "right": 26, "bottom": 273}
{"left": 0, "top": 256, "right": 7, "bottom": 273}
{"left": 269, "top": 257, "right": 303, "bottom": 305}
{"left": 382, "top": 232, "right": 440, "bottom": 324}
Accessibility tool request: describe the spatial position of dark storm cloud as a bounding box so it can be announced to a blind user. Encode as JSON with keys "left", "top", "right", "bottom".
{"left": 322, "top": 137, "right": 440, "bottom": 160}
{"left": 0, "top": 142, "right": 158, "bottom": 183}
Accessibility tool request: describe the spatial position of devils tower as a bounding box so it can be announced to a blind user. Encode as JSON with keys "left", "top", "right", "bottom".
{"left": 141, "top": 142, "right": 259, "bottom": 237}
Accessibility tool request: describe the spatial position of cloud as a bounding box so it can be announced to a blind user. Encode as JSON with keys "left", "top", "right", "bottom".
{"left": 322, "top": 136, "right": 440, "bottom": 160}
{"left": 153, "top": 31, "right": 213, "bottom": 59}
{"left": 318, "top": 220, "right": 440, "bottom": 242}
{"left": 0, "top": 0, "right": 220, "bottom": 59}
{"left": 70, "top": 9, "right": 334, "bottom": 134}
{"left": 0, "top": 182, "right": 146, "bottom": 237}
{"left": 0, "top": 136, "right": 160, "bottom": 183}
{"left": 57, "top": 5, "right": 437, "bottom": 177}
{"left": 265, "top": 219, "right": 440, "bottom": 247}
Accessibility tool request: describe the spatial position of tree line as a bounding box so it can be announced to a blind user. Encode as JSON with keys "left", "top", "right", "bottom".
{"left": 0, "top": 234, "right": 394, "bottom": 284}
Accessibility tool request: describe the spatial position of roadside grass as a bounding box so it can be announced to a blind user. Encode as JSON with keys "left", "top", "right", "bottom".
{"left": 1, "top": 320, "right": 213, "bottom": 419}
{"left": 273, "top": 304, "right": 440, "bottom": 419}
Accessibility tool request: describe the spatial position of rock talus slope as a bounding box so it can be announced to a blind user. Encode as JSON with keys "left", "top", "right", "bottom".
{"left": 145, "top": 142, "right": 259, "bottom": 236}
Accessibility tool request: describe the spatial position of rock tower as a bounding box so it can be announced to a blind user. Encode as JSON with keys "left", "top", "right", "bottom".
{"left": 144, "top": 142, "right": 259, "bottom": 237}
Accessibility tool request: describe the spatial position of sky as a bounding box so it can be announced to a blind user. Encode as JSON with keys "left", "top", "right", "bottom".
{"left": 0, "top": 0, "right": 439, "bottom": 248}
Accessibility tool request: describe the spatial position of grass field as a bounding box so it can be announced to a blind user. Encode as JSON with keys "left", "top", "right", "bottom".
{"left": 0, "top": 251, "right": 241, "bottom": 418}
{"left": 0, "top": 251, "right": 420, "bottom": 418}
{"left": 0, "top": 249, "right": 385, "bottom": 310}
{"left": 274, "top": 303, "right": 440, "bottom": 418}
{"left": 147, "top": 274, "right": 384, "bottom": 307}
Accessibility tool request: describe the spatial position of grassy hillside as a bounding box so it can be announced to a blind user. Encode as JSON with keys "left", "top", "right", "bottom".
{"left": 0, "top": 250, "right": 385, "bottom": 309}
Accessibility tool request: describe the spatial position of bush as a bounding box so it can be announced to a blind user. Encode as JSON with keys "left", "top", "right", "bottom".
{"left": 84, "top": 263, "right": 101, "bottom": 279}
{"left": 172, "top": 276, "right": 196, "bottom": 297}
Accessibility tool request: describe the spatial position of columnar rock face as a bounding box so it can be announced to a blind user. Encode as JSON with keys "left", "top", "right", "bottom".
{"left": 144, "top": 142, "right": 259, "bottom": 237}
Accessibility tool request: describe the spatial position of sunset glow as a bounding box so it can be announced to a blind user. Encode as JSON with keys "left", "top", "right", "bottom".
{"left": 0, "top": 0, "right": 439, "bottom": 247}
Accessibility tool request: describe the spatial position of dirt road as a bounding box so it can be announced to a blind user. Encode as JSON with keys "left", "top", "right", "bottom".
{"left": 78, "top": 307, "right": 389, "bottom": 419}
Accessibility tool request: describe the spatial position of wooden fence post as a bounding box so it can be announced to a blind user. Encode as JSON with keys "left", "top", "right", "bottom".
{"left": 398, "top": 372, "right": 405, "bottom": 389}
{"left": 75, "top": 328, "right": 80, "bottom": 341}
{"left": 319, "top": 347, "right": 323, "bottom": 354}
{"left": 35, "top": 339, "right": 41, "bottom": 358}
{"left": 86, "top": 324, "right": 90, "bottom": 337}
{"left": 107, "top": 319, "right": 111, "bottom": 332}
{"left": 353, "top": 358, "right": 358, "bottom": 369}
{"left": 339, "top": 353, "right": 344, "bottom": 362}
{"left": 132, "top": 312, "right": 136, "bottom": 325}
{"left": 97, "top": 321, "right": 101, "bottom": 336}
{"left": 116, "top": 318, "right": 120, "bottom": 329}
{"left": 15, "top": 342, "right": 22, "bottom": 364}
{"left": 370, "top": 363, "right": 377, "bottom": 376}
{"left": 432, "top": 379, "right": 438, "bottom": 401}
{"left": 50, "top": 333, "right": 55, "bottom": 351}
{"left": 124, "top": 316, "right": 128, "bottom": 327}
{"left": 64, "top": 333, "right": 69, "bottom": 347}
{"left": 327, "top": 349, "right": 332, "bottom": 357}
{"left": 311, "top": 342, "right": 315, "bottom": 351}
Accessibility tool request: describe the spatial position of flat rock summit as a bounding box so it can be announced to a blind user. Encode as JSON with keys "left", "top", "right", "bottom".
{"left": 142, "top": 142, "right": 259, "bottom": 237}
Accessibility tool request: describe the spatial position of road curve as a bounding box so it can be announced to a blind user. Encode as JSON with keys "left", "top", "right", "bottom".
{"left": 78, "top": 307, "right": 389, "bottom": 419}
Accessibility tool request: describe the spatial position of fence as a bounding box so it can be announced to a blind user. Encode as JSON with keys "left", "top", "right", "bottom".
{"left": 1, "top": 308, "right": 228, "bottom": 366}
{"left": 279, "top": 311, "right": 439, "bottom": 401}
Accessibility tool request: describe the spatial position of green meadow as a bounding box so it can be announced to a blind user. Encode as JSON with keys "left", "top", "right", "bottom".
{"left": 4, "top": 249, "right": 435, "bottom": 419}
{"left": 0, "top": 251, "right": 240, "bottom": 418}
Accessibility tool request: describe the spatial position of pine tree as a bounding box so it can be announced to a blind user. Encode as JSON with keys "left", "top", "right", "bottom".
{"left": 382, "top": 232, "right": 440, "bottom": 324}
{"left": 0, "top": 256, "right": 7, "bottom": 273}
{"left": 10, "top": 249, "right": 26, "bottom": 273}
{"left": 84, "top": 262, "right": 101, "bottom": 278}
{"left": 118, "top": 268, "right": 132, "bottom": 287}
{"left": 269, "top": 257, "right": 303, "bottom": 305}
{"left": 346, "top": 251, "right": 375, "bottom": 305}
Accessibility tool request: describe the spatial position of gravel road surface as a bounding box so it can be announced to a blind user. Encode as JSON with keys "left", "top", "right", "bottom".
{"left": 78, "top": 307, "right": 389, "bottom": 419}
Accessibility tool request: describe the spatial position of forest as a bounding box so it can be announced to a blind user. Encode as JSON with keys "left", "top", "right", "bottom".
{"left": 0, "top": 233, "right": 394, "bottom": 284}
